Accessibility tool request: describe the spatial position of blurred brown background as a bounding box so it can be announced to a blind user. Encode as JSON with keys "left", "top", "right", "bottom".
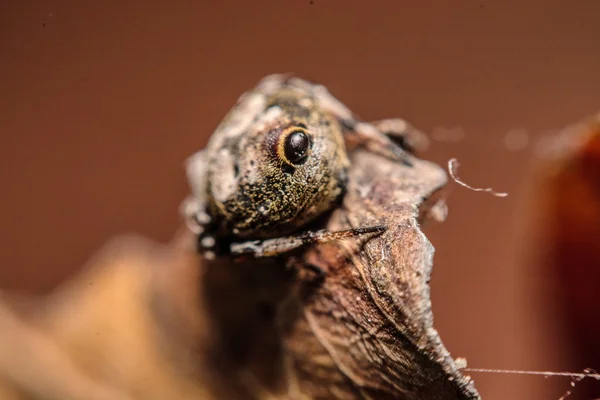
{"left": 1, "top": 1, "right": 599, "bottom": 399}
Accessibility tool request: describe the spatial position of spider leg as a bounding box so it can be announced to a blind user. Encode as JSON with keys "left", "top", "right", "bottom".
{"left": 343, "top": 121, "right": 414, "bottom": 167}
{"left": 229, "top": 225, "right": 387, "bottom": 258}
{"left": 370, "top": 118, "right": 430, "bottom": 155}
{"left": 303, "top": 81, "right": 414, "bottom": 167}
{"left": 181, "top": 150, "right": 212, "bottom": 235}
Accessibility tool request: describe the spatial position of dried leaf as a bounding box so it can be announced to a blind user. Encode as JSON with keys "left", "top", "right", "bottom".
{"left": 0, "top": 150, "right": 480, "bottom": 400}
{"left": 201, "top": 149, "right": 480, "bottom": 399}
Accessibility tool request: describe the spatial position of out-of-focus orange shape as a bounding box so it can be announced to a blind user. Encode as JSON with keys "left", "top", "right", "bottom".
{"left": 541, "top": 112, "right": 600, "bottom": 400}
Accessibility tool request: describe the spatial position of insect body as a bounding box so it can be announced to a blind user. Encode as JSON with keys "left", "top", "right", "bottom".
{"left": 182, "top": 74, "right": 418, "bottom": 258}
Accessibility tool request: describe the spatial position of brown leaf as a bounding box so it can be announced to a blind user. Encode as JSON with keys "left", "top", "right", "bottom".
{"left": 0, "top": 150, "right": 479, "bottom": 400}
{"left": 200, "top": 149, "right": 479, "bottom": 399}
{"left": 281, "top": 150, "right": 479, "bottom": 399}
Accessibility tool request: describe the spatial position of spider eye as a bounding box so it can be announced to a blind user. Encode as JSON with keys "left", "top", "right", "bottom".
{"left": 283, "top": 130, "right": 310, "bottom": 164}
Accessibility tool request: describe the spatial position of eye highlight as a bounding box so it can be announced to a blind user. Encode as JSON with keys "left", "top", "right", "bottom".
{"left": 278, "top": 126, "right": 311, "bottom": 166}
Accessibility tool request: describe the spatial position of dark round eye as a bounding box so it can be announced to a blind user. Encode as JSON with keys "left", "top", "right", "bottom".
{"left": 283, "top": 130, "right": 310, "bottom": 164}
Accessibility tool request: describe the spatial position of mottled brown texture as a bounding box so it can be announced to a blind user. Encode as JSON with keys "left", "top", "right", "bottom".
{"left": 183, "top": 74, "right": 414, "bottom": 255}
{"left": 185, "top": 75, "right": 352, "bottom": 242}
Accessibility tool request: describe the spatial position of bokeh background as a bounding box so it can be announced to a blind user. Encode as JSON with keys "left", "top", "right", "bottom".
{"left": 1, "top": 1, "right": 599, "bottom": 399}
